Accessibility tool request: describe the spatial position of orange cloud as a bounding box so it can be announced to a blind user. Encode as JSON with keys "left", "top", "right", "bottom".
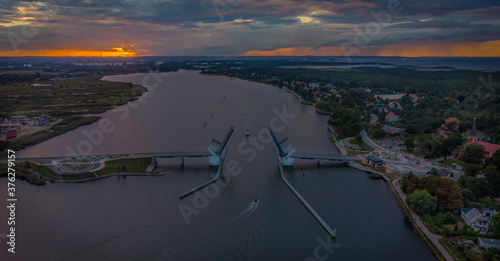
{"left": 241, "top": 40, "right": 500, "bottom": 57}
{"left": 376, "top": 40, "right": 500, "bottom": 57}
{"left": 242, "top": 46, "right": 345, "bottom": 56}
{"left": 0, "top": 47, "right": 142, "bottom": 57}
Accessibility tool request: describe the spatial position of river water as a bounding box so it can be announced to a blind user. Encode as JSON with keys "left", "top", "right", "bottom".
{"left": 1, "top": 70, "right": 435, "bottom": 260}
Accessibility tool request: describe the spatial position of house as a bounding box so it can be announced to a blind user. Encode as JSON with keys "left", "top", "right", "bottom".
{"left": 309, "top": 83, "right": 320, "bottom": 88}
{"left": 375, "top": 94, "right": 404, "bottom": 100}
{"left": 461, "top": 208, "right": 497, "bottom": 233}
{"left": 388, "top": 101, "right": 400, "bottom": 109}
{"left": 479, "top": 238, "right": 500, "bottom": 249}
{"left": 11, "top": 115, "right": 28, "bottom": 125}
{"left": 382, "top": 125, "right": 402, "bottom": 134}
{"left": 0, "top": 123, "right": 22, "bottom": 134}
{"left": 445, "top": 117, "right": 460, "bottom": 124}
{"left": 437, "top": 168, "right": 450, "bottom": 177}
{"left": 367, "top": 156, "right": 384, "bottom": 168}
{"left": 465, "top": 118, "right": 500, "bottom": 158}
{"left": 33, "top": 117, "right": 43, "bottom": 126}
{"left": 438, "top": 130, "right": 451, "bottom": 137}
{"left": 409, "top": 93, "right": 419, "bottom": 103}
{"left": 385, "top": 112, "right": 400, "bottom": 122}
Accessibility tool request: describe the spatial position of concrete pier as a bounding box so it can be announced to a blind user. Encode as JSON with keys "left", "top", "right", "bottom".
{"left": 275, "top": 148, "right": 337, "bottom": 238}
{"left": 178, "top": 162, "right": 223, "bottom": 199}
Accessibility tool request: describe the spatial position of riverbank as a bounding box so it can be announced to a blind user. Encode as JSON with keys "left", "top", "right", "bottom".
{"left": 5, "top": 116, "right": 101, "bottom": 152}
{"left": 390, "top": 179, "right": 453, "bottom": 261}
{"left": 0, "top": 157, "right": 156, "bottom": 184}
{"left": 0, "top": 75, "right": 148, "bottom": 155}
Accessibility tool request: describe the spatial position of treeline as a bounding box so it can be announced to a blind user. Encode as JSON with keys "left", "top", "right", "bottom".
{"left": 221, "top": 66, "right": 499, "bottom": 100}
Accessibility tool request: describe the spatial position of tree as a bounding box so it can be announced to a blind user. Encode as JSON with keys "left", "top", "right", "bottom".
{"left": 407, "top": 176, "right": 421, "bottom": 194}
{"left": 466, "top": 178, "right": 493, "bottom": 199}
{"left": 461, "top": 188, "right": 475, "bottom": 202}
{"left": 484, "top": 165, "right": 500, "bottom": 196}
{"left": 486, "top": 150, "right": 500, "bottom": 169}
{"left": 406, "top": 189, "right": 437, "bottom": 215}
{"left": 405, "top": 137, "right": 416, "bottom": 153}
{"left": 355, "top": 133, "right": 363, "bottom": 144}
{"left": 400, "top": 172, "right": 414, "bottom": 193}
{"left": 445, "top": 121, "right": 458, "bottom": 131}
{"left": 492, "top": 214, "right": 500, "bottom": 236}
{"left": 418, "top": 139, "right": 438, "bottom": 159}
{"left": 435, "top": 178, "right": 463, "bottom": 211}
{"left": 464, "top": 163, "right": 481, "bottom": 177}
{"left": 373, "top": 128, "right": 385, "bottom": 139}
{"left": 459, "top": 143, "right": 486, "bottom": 165}
{"left": 419, "top": 176, "right": 440, "bottom": 195}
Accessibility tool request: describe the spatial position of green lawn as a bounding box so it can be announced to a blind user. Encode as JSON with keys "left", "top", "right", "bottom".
{"left": 349, "top": 137, "right": 373, "bottom": 151}
{"left": 29, "top": 157, "right": 153, "bottom": 181}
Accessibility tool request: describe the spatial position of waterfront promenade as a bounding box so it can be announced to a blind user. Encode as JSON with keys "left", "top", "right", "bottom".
{"left": 392, "top": 179, "right": 454, "bottom": 261}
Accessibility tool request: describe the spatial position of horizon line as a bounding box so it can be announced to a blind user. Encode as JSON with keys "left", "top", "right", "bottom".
{"left": 1, "top": 55, "right": 500, "bottom": 58}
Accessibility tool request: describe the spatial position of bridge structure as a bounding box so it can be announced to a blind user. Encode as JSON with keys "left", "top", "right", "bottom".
{"left": 269, "top": 126, "right": 340, "bottom": 238}
{"left": 267, "top": 127, "right": 354, "bottom": 167}
{"left": 148, "top": 126, "right": 234, "bottom": 172}
{"left": 176, "top": 126, "right": 234, "bottom": 199}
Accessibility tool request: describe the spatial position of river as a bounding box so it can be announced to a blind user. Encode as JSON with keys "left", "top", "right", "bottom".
{"left": 1, "top": 70, "right": 435, "bottom": 260}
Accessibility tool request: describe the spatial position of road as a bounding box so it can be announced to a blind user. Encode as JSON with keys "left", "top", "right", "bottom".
{"left": 360, "top": 129, "right": 385, "bottom": 151}
{"left": 392, "top": 179, "right": 454, "bottom": 261}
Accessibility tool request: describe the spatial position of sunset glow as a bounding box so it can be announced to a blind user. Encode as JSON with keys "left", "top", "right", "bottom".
{"left": 0, "top": 0, "right": 498, "bottom": 57}
{"left": 0, "top": 47, "right": 142, "bottom": 57}
{"left": 242, "top": 40, "right": 500, "bottom": 57}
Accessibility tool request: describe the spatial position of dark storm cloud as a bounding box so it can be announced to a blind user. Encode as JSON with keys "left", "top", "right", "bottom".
{"left": 1, "top": 0, "right": 499, "bottom": 55}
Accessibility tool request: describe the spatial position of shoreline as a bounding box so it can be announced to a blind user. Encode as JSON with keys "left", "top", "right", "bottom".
{"left": 1, "top": 75, "right": 149, "bottom": 156}
{"left": 45, "top": 172, "right": 165, "bottom": 183}
{"left": 1, "top": 69, "right": 453, "bottom": 259}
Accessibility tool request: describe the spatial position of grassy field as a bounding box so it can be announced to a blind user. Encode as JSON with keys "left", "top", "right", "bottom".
{"left": 349, "top": 138, "right": 373, "bottom": 151}
{"left": 0, "top": 75, "right": 146, "bottom": 117}
{"left": 30, "top": 157, "right": 153, "bottom": 182}
{"left": 0, "top": 75, "right": 147, "bottom": 152}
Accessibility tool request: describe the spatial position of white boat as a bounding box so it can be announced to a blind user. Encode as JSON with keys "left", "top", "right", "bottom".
{"left": 245, "top": 130, "right": 250, "bottom": 136}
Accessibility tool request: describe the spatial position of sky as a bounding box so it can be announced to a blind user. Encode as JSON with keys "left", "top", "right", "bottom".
{"left": 0, "top": 0, "right": 499, "bottom": 57}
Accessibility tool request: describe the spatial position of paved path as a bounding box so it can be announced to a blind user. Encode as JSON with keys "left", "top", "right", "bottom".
{"left": 342, "top": 137, "right": 361, "bottom": 150}
{"left": 392, "top": 179, "right": 454, "bottom": 261}
{"left": 369, "top": 113, "right": 378, "bottom": 125}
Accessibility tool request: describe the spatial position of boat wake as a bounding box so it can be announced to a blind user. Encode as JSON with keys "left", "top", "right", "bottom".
{"left": 236, "top": 199, "right": 259, "bottom": 219}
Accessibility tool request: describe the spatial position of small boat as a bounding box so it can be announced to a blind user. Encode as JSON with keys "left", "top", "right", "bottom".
{"left": 332, "top": 228, "right": 337, "bottom": 238}
{"left": 245, "top": 129, "right": 250, "bottom": 136}
{"left": 253, "top": 198, "right": 258, "bottom": 204}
